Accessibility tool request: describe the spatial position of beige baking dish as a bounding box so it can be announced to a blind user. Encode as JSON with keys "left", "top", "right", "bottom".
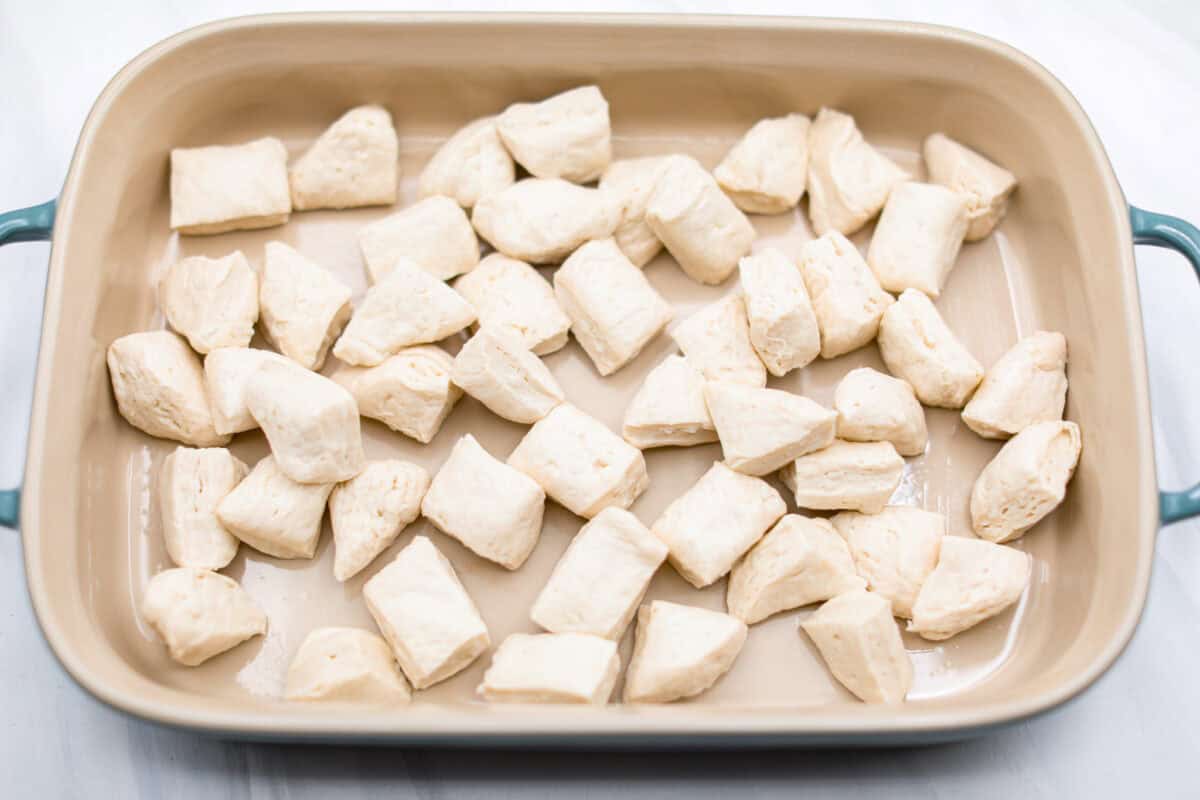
{"left": 4, "top": 12, "right": 1197, "bottom": 746}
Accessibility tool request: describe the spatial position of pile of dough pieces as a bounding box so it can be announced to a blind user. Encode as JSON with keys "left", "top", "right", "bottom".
{"left": 120, "top": 87, "right": 1082, "bottom": 708}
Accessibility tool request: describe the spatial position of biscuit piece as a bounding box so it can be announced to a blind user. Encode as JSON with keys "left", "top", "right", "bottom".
{"left": 805, "top": 108, "right": 906, "bottom": 236}
{"left": 329, "top": 460, "right": 431, "bottom": 581}
{"left": 621, "top": 354, "right": 717, "bottom": 449}
{"left": 285, "top": 627, "right": 411, "bottom": 704}
{"left": 452, "top": 329, "right": 564, "bottom": 424}
{"left": 705, "top": 383, "right": 836, "bottom": 476}
{"left": 159, "top": 251, "right": 258, "bottom": 354}
{"left": 877, "top": 289, "right": 984, "bottom": 409}
{"left": 962, "top": 332, "right": 1068, "bottom": 439}
{"left": 159, "top": 446, "right": 247, "bottom": 570}
{"left": 801, "top": 590, "right": 912, "bottom": 704}
{"left": 358, "top": 196, "right": 480, "bottom": 283}
{"left": 453, "top": 253, "right": 571, "bottom": 355}
{"left": 834, "top": 367, "right": 928, "bottom": 456}
{"left": 418, "top": 116, "right": 516, "bottom": 208}
{"left": 203, "top": 348, "right": 295, "bottom": 436}
{"left": 798, "top": 231, "right": 895, "bottom": 359}
{"left": 830, "top": 506, "right": 944, "bottom": 618}
{"left": 867, "top": 182, "right": 969, "bottom": 298}
{"left": 780, "top": 440, "right": 904, "bottom": 514}
{"left": 259, "top": 241, "right": 354, "bottom": 371}
{"left": 908, "top": 537, "right": 1031, "bottom": 640}
{"left": 170, "top": 137, "right": 291, "bottom": 235}
{"left": 216, "top": 456, "right": 333, "bottom": 559}
{"left": 471, "top": 178, "right": 618, "bottom": 264}
{"left": 923, "top": 133, "right": 1017, "bottom": 241}
{"left": 671, "top": 294, "right": 767, "bottom": 387}
{"left": 739, "top": 248, "right": 821, "bottom": 375}
{"left": 338, "top": 346, "right": 462, "bottom": 444}
{"left": 142, "top": 568, "right": 267, "bottom": 666}
{"left": 496, "top": 86, "right": 612, "bottom": 183}
{"left": 478, "top": 633, "right": 620, "bottom": 705}
{"left": 623, "top": 601, "right": 747, "bottom": 704}
{"left": 289, "top": 105, "right": 399, "bottom": 210}
{"left": 600, "top": 156, "right": 673, "bottom": 266}
{"left": 714, "top": 113, "right": 811, "bottom": 214}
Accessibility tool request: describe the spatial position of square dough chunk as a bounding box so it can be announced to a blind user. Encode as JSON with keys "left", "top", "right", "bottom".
{"left": 624, "top": 600, "right": 747, "bottom": 704}
{"left": 877, "top": 289, "right": 984, "bottom": 409}
{"left": 358, "top": 196, "right": 480, "bottom": 283}
{"left": 337, "top": 346, "right": 462, "bottom": 444}
{"left": 924, "top": 133, "right": 1018, "bottom": 242}
{"left": 259, "top": 241, "right": 353, "bottom": 371}
{"left": 599, "top": 156, "right": 673, "bottom": 266}
{"left": 830, "top": 506, "right": 945, "bottom": 618}
{"left": 418, "top": 115, "right": 516, "bottom": 209}
{"left": 170, "top": 137, "right": 291, "bottom": 235}
{"left": 805, "top": 108, "right": 906, "bottom": 236}
{"left": 704, "top": 383, "right": 837, "bottom": 476}
{"left": 834, "top": 367, "right": 928, "bottom": 456}
{"left": 216, "top": 456, "right": 333, "bottom": 559}
{"left": 739, "top": 248, "right": 820, "bottom": 376}
{"left": 798, "top": 231, "right": 895, "bottom": 359}
{"left": 451, "top": 328, "right": 565, "bottom": 424}
{"left": 363, "top": 535, "right": 491, "bottom": 689}
{"left": 329, "top": 459, "right": 431, "bottom": 581}
{"left": 621, "top": 354, "right": 717, "bottom": 449}
{"left": 961, "top": 331, "right": 1068, "bottom": 439}
{"left": 867, "top": 181, "right": 969, "bottom": 298}
{"left": 714, "top": 113, "right": 811, "bottom": 215}
{"left": 471, "top": 178, "right": 618, "bottom": 265}
{"left": 285, "top": 627, "right": 411, "bottom": 704}
{"left": 530, "top": 507, "right": 668, "bottom": 640}
{"left": 651, "top": 461, "right": 786, "bottom": 588}
{"left": 908, "top": 536, "right": 1032, "bottom": 640}
{"left": 508, "top": 404, "right": 649, "bottom": 519}
{"left": 141, "top": 568, "right": 267, "bottom": 666}
{"left": 671, "top": 294, "right": 766, "bottom": 387}
{"left": 478, "top": 633, "right": 620, "bottom": 705}
{"left": 159, "top": 251, "right": 258, "bottom": 354}
{"left": 453, "top": 253, "right": 571, "bottom": 356}
{"left": 204, "top": 348, "right": 294, "bottom": 435}
{"left": 158, "top": 446, "right": 247, "bottom": 571}
{"left": 801, "top": 589, "right": 913, "bottom": 704}
{"left": 496, "top": 86, "right": 612, "bottom": 183}
{"left": 289, "top": 105, "right": 399, "bottom": 211}
{"left": 780, "top": 440, "right": 904, "bottom": 514}
{"left": 554, "top": 238, "right": 674, "bottom": 376}
{"left": 421, "top": 434, "right": 546, "bottom": 570}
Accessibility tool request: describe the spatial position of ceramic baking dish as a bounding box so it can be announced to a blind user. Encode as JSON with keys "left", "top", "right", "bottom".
{"left": 2, "top": 13, "right": 1198, "bottom": 747}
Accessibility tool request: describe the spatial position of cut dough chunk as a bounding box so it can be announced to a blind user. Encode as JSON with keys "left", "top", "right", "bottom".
{"left": 801, "top": 589, "right": 912, "bottom": 704}
{"left": 338, "top": 346, "right": 462, "bottom": 444}
{"left": 781, "top": 440, "right": 904, "bottom": 514}
{"left": 531, "top": 507, "right": 668, "bottom": 639}
{"left": 714, "top": 113, "right": 811, "bottom": 214}
{"left": 285, "top": 627, "right": 411, "bottom": 704}
{"left": 834, "top": 367, "right": 928, "bottom": 456}
{"left": 671, "top": 294, "right": 766, "bottom": 387}
{"left": 358, "top": 196, "right": 479, "bottom": 283}
{"left": 204, "top": 347, "right": 294, "bottom": 435}
{"left": 496, "top": 86, "right": 611, "bottom": 183}
{"left": 798, "top": 231, "right": 895, "bottom": 359}
{"left": 107, "top": 331, "right": 230, "bottom": 447}
{"left": 329, "top": 459, "right": 431, "bottom": 581}
{"left": 479, "top": 633, "right": 619, "bottom": 705}
{"left": 830, "top": 506, "right": 945, "bottom": 618}
{"left": 962, "top": 331, "right": 1068, "bottom": 439}
{"left": 867, "top": 181, "right": 968, "bottom": 298}
{"left": 877, "top": 289, "right": 984, "bottom": 409}
{"left": 651, "top": 461, "right": 786, "bottom": 588}
{"left": 363, "top": 535, "right": 490, "bottom": 689}
{"left": 471, "top": 178, "right": 618, "bottom": 264}
{"left": 333, "top": 258, "right": 476, "bottom": 367}
{"left": 705, "top": 383, "right": 836, "bottom": 476}
{"left": 621, "top": 354, "right": 717, "bottom": 449}
{"left": 452, "top": 328, "right": 564, "bottom": 424}
{"left": 289, "top": 105, "right": 399, "bottom": 210}
{"left": 908, "top": 536, "right": 1031, "bottom": 640}
{"left": 418, "top": 116, "right": 516, "bottom": 208}
{"left": 159, "top": 251, "right": 258, "bottom": 354}
{"left": 600, "top": 156, "right": 673, "bottom": 266}
{"left": 624, "top": 600, "right": 747, "bottom": 704}
{"left": 453, "top": 253, "right": 571, "bottom": 355}
{"left": 216, "top": 456, "right": 333, "bottom": 559}
{"left": 508, "top": 404, "right": 648, "bottom": 519}
{"left": 727, "top": 515, "right": 865, "bottom": 624}
{"left": 258, "top": 241, "right": 353, "bottom": 371}
{"left": 739, "top": 248, "right": 820, "bottom": 375}
{"left": 142, "top": 568, "right": 267, "bottom": 666}
{"left": 421, "top": 434, "right": 546, "bottom": 570}
{"left": 554, "top": 238, "right": 674, "bottom": 376}
{"left": 169, "top": 137, "right": 290, "bottom": 235}
{"left": 924, "top": 133, "right": 1017, "bottom": 241}
{"left": 970, "top": 420, "right": 1082, "bottom": 543}
{"left": 805, "top": 108, "right": 906, "bottom": 236}
{"left": 645, "top": 155, "right": 756, "bottom": 285}
{"left": 159, "top": 446, "right": 246, "bottom": 570}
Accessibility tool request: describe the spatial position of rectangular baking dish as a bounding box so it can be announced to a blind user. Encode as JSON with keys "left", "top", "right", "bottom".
{"left": 4, "top": 12, "right": 1199, "bottom": 746}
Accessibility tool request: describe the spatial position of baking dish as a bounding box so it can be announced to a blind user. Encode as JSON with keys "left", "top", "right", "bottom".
{"left": 2, "top": 12, "right": 1198, "bottom": 746}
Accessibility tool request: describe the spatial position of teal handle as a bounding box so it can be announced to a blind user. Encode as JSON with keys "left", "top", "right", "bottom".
{"left": 0, "top": 199, "right": 55, "bottom": 529}
{"left": 1129, "top": 205, "right": 1200, "bottom": 526}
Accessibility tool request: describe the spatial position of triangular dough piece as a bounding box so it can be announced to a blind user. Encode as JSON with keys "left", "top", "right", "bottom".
{"left": 289, "top": 105, "right": 398, "bottom": 210}
{"left": 704, "top": 383, "right": 836, "bottom": 475}
{"left": 329, "top": 460, "right": 431, "bottom": 581}
{"left": 621, "top": 354, "right": 716, "bottom": 449}
{"left": 907, "top": 537, "right": 1031, "bottom": 640}
{"left": 259, "top": 241, "right": 353, "bottom": 371}
{"left": 623, "top": 600, "right": 747, "bottom": 703}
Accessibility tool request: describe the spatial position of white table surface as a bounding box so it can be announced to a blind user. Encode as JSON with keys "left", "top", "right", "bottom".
{"left": 3, "top": 0, "right": 1199, "bottom": 796}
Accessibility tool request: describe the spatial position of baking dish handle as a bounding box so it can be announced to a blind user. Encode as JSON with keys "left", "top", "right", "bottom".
{"left": 0, "top": 198, "right": 56, "bottom": 529}
{"left": 1129, "top": 205, "right": 1200, "bottom": 525}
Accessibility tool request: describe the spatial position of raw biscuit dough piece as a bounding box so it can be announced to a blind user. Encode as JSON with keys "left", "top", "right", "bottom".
{"left": 798, "top": 231, "right": 895, "bottom": 359}
{"left": 245, "top": 359, "right": 365, "bottom": 484}
{"left": 285, "top": 627, "right": 411, "bottom": 704}
{"left": 714, "top": 113, "right": 811, "bottom": 214}
{"left": 554, "top": 238, "right": 674, "bottom": 376}
{"left": 329, "top": 459, "right": 431, "bottom": 581}
{"left": 363, "top": 535, "right": 490, "bottom": 689}
{"left": 452, "top": 253, "right": 571, "bottom": 355}
{"left": 671, "top": 294, "right": 767, "bottom": 387}
{"left": 332, "top": 258, "right": 476, "bottom": 367}
{"left": 970, "top": 420, "right": 1082, "bottom": 543}
{"left": 203, "top": 348, "right": 294, "bottom": 435}
{"left": 530, "top": 507, "right": 668, "bottom": 639}
{"left": 470, "top": 178, "right": 618, "bottom": 264}
{"left": 623, "top": 600, "right": 748, "bottom": 704}
{"left": 877, "top": 289, "right": 985, "bottom": 409}
{"left": 924, "top": 133, "right": 1018, "bottom": 241}
{"left": 726, "top": 515, "right": 866, "bottom": 624}
{"left": 258, "top": 241, "right": 354, "bottom": 371}
{"left": 338, "top": 346, "right": 462, "bottom": 444}
{"left": 651, "top": 461, "right": 786, "bottom": 588}
{"left": 780, "top": 440, "right": 904, "bottom": 514}
{"left": 289, "top": 105, "right": 399, "bottom": 210}
{"left": 159, "top": 251, "right": 258, "bottom": 354}
{"left": 159, "top": 446, "right": 247, "bottom": 570}
{"left": 801, "top": 589, "right": 912, "bottom": 704}
{"left": 739, "top": 248, "right": 821, "bottom": 375}
{"left": 451, "top": 328, "right": 565, "bottom": 424}
{"left": 705, "top": 383, "right": 837, "bottom": 476}
{"left": 961, "top": 331, "right": 1068, "bottom": 439}
{"left": 216, "top": 456, "right": 333, "bottom": 559}
{"left": 358, "top": 196, "right": 480, "bottom": 283}
{"left": 478, "top": 633, "right": 620, "bottom": 704}
{"left": 805, "top": 108, "right": 906, "bottom": 236}
{"left": 621, "top": 354, "right": 717, "bottom": 449}
{"left": 421, "top": 434, "right": 546, "bottom": 570}
{"left": 418, "top": 116, "right": 516, "bottom": 208}
{"left": 644, "top": 155, "right": 756, "bottom": 285}
{"left": 495, "top": 86, "right": 612, "bottom": 183}
{"left": 908, "top": 536, "right": 1032, "bottom": 640}
{"left": 867, "top": 181, "right": 969, "bottom": 298}
{"left": 599, "top": 156, "right": 673, "bottom": 266}
{"left": 169, "top": 137, "right": 291, "bottom": 235}
{"left": 107, "top": 331, "right": 230, "bottom": 447}
{"left": 141, "top": 568, "right": 267, "bottom": 666}
{"left": 508, "top": 404, "right": 649, "bottom": 519}
{"left": 830, "top": 506, "right": 944, "bottom": 618}
{"left": 834, "top": 367, "right": 928, "bottom": 456}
